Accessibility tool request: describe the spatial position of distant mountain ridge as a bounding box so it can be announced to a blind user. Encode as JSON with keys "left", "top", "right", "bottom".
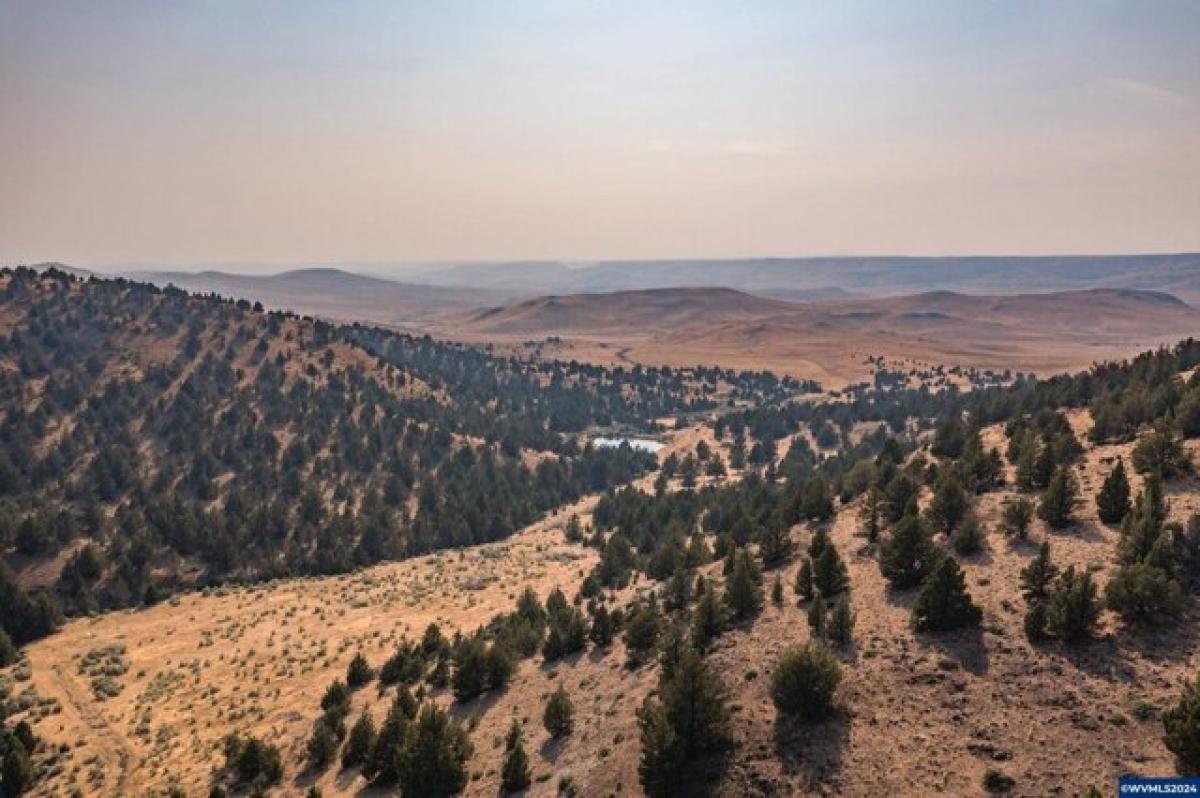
{"left": 409, "top": 253, "right": 1200, "bottom": 303}
{"left": 128, "top": 267, "right": 510, "bottom": 326}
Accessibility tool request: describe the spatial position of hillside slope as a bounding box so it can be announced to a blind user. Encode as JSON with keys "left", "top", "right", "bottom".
{"left": 450, "top": 286, "right": 1200, "bottom": 385}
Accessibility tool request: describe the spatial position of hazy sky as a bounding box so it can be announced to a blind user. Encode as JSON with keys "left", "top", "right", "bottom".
{"left": 1, "top": 1, "right": 1198, "bottom": 268}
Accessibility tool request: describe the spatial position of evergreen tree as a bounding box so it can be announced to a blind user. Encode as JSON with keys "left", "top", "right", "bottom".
{"left": 807, "top": 589, "right": 827, "bottom": 638}
{"left": 0, "top": 629, "right": 15, "bottom": 668}
{"left": 500, "top": 721, "right": 531, "bottom": 794}
{"left": 793, "top": 557, "right": 814, "bottom": 602}
{"left": 364, "top": 691, "right": 414, "bottom": 783}
{"left": 1001, "top": 499, "right": 1034, "bottom": 539}
{"left": 1164, "top": 675, "right": 1200, "bottom": 775}
{"left": 724, "top": 549, "right": 763, "bottom": 620}
{"left": 1118, "top": 474, "right": 1169, "bottom": 566}
{"left": 1096, "top": 459, "right": 1132, "bottom": 525}
{"left": 860, "top": 484, "right": 883, "bottom": 542}
{"left": 1, "top": 736, "right": 32, "bottom": 798}
{"left": 771, "top": 573, "right": 784, "bottom": 606}
{"left": 1046, "top": 566, "right": 1100, "bottom": 643}
{"left": 346, "top": 651, "right": 373, "bottom": 688}
{"left": 623, "top": 603, "right": 662, "bottom": 667}
{"left": 812, "top": 540, "right": 849, "bottom": 597}
{"left": 1132, "top": 422, "right": 1191, "bottom": 479}
{"left": 637, "top": 698, "right": 685, "bottom": 798}
{"left": 911, "top": 557, "right": 982, "bottom": 632}
{"left": 589, "top": 604, "right": 614, "bottom": 647}
{"left": 770, "top": 643, "right": 842, "bottom": 721}
{"left": 758, "top": 522, "right": 794, "bottom": 567}
{"left": 880, "top": 510, "right": 938, "bottom": 589}
{"left": 926, "top": 471, "right": 969, "bottom": 535}
{"left": 828, "top": 595, "right": 856, "bottom": 646}
{"left": 1019, "top": 541, "right": 1058, "bottom": 605}
{"left": 395, "top": 703, "right": 472, "bottom": 797}
{"left": 1037, "top": 465, "right": 1079, "bottom": 529}
{"left": 543, "top": 685, "right": 574, "bottom": 738}
{"left": 342, "top": 712, "right": 376, "bottom": 769}
{"left": 306, "top": 717, "right": 339, "bottom": 771}
{"left": 1105, "top": 563, "right": 1185, "bottom": 625}
{"left": 950, "top": 510, "right": 984, "bottom": 556}
{"left": 658, "top": 646, "right": 730, "bottom": 757}
{"left": 690, "top": 580, "right": 728, "bottom": 649}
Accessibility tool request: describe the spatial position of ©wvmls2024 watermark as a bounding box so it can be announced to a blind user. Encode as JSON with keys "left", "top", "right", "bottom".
{"left": 1120, "top": 777, "right": 1200, "bottom": 795}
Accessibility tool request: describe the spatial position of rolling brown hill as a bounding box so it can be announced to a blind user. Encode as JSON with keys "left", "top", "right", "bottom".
{"left": 449, "top": 287, "right": 1200, "bottom": 386}
{"left": 130, "top": 267, "right": 509, "bottom": 326}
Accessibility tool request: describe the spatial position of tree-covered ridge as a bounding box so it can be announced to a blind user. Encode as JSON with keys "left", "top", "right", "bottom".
{"left": 0, "top": 268, "right": 670, "bottom": 641}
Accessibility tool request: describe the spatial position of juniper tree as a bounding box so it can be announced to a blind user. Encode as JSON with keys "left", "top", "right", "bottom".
{"left": 1105, "top": 563, "right": 1185, "bottom": 625}
{"left": 1118, "top": 474, "right": 1168, "bottom": 566}
{"left": 950, "top": 510, "right": 984, "bottom": 556}
{"left": 926, "top": 471, "right": 970, "bottom": 535}
{"left": 794, "top": 557, "right": 815, "bottom": 602}
{"left": 342, "top": 711, "right": 376, "bottom": 769}
{"left": 812, "top": 540, "right": 849, "bottom": 597}
{"left": 827, "top": 594, "right": 856, "bottom": 646}
{"left": 637, "top": 646, "right": 729, "bottom": 796}
{"left": 1001, "top": 499, "right": 1034, "bottom": 539}
{"left": 1132, "top": 422, "right": 1191, "bottom": 479}
{"left": 758, "top": 522, "right": 794, "bottom": 567}
{"left": 346, "top": 651, "right": 373, "bottom": 689}
{"left": 1164, "top": 675, "right": 1200, "bottom": 775}
{"left": 500, "top": 720, "right": 531, "bottom": 794}
{"left": 1019, "top": 541, "right": 1058, "bottom": 605}
{"left": 1096, "top": 459, "right": 1132, "bottom": 525}
{"left": 543, "top": 684, "right": 574, "bottom": 738}
{"left": 1037, "top": 465, "right": 1079, "bottom": 529}
{"left": 691, "top": 579, "right": 728, "bottom": 649}
{"left": 589, "top": 603, "right": 614, "bottom": 647}
{"left": 880, "top": 509, "right": 939, "bottom": 589}
{"left": 771, "top": 573, "right": 784, "bottom": 605}
{"left": 807, "top": 589, "right": 827, "bottom": 638}
{"left": 860, "top": 484, "right": 883, "bottom": 542}
{"left": 911, "top": 557, "right": 982, "bottom": 632}
{"left": 770, "top": 643, "right": 842, "bottom": 721}
{"left": 395, "top": 703, "right": 472, "bottom": 796}
{"left": 1046, "top": 566, "right": 1100, "bottom": 643}
{"left": 724, "top": 549, "right": 763, "bottom": 620}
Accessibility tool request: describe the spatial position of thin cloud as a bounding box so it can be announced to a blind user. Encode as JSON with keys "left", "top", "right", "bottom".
{"left": 1106, "top": 77, "right": 1191, "bottom": 108}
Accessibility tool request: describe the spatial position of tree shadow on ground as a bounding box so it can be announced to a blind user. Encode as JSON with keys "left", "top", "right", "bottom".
{"left": 916, "top": 624, "right": 990, "bottom": 677}
{"left": 771, "top": 710, "right": 850, "bottom": 792}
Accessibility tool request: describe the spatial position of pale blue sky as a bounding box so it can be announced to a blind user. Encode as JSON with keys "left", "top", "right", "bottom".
{"left": 1, "top": 1, "right": 1197, "bottom": 266}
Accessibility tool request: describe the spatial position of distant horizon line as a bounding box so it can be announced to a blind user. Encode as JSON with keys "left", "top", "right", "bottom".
{"left": 7, "top": 250, "right": 1200, "bottom": 276}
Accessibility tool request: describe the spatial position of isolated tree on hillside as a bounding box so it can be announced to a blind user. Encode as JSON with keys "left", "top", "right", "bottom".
{"left": 770, "top": 643, "right": 841, "bottom": 721}
{"left": 1038, "top": 465, "right": 1079, "bottom": 529}
{"left": 911, "top": 557, "right": 981, "bottom": 632}
{"left": 543, "top": 684, "right": 575, "bottom": 738}
{"left": 1096, "top": 459, "right": 1132, "bottom": 525}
